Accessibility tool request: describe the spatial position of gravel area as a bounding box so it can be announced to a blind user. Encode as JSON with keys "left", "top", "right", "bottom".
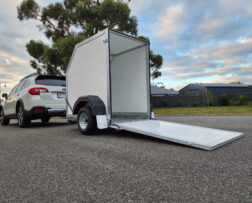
{"left": 0, "top": 116, "right": 251, "bottom": 202}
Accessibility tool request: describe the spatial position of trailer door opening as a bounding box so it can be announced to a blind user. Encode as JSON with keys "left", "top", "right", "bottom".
{"left": 109, "top": 31, "right": 150, "bottom": 120}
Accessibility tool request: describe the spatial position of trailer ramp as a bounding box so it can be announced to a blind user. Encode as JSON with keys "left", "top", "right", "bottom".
{"left": 113, "top": 119, "right": 243, "bottom": 150}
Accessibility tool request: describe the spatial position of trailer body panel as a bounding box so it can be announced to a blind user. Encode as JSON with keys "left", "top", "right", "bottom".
{"left": 66, "top": 30, "right": 109, "bottom": 118}
{"left": 67, "top": 29, "right": 150, "bottom": 123}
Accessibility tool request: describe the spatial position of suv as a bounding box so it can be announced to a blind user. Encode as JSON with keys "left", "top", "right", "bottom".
{"left": 0, "top": 73, "right": 66, "bottom": 127}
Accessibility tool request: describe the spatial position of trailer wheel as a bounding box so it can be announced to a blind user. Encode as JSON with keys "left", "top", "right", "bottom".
{"left": 77, "top": 107, "right": 96, "bottom": 135}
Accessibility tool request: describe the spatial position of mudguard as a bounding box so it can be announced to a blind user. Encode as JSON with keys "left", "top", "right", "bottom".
{"left": 72, "top": 96, "right": 107, "bottom": 129}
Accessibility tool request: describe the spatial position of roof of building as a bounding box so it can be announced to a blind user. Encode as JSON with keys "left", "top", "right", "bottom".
{"left": 193, "top": 83, "right": 252, "bottom": 88}
{"left": 151, "top": 86, "right": 178, "bottom": 95}
{"left": 181, "top": 83, "right": 252, "bottom": 90}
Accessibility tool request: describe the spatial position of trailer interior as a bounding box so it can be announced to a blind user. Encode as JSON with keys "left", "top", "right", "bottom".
{"left": 109, "top": 30, "right": 150, "bottom": 120}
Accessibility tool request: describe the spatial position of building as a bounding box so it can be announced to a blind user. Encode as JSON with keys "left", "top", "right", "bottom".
{"left": 179, "top": 83, "right": 252, "bottom": 96}
{"left": 151, "top": 86, "right": 179, "bottom": 108}
{"left": 151, "top": 86, "right": 178, "bottom": 97}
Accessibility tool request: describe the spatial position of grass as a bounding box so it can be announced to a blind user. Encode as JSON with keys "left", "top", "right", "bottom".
{"left": 154, "top": 105, "right": 252, "bottom": 116}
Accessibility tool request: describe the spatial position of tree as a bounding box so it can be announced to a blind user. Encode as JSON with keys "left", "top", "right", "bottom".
{"left": 230, "top": 81, "right": 243, "bottom": 84}
{"left": 203, "top": 90, "right": 213, "bottom": 106}
{"left": 152, "top": 81, "right": 165, "bottom": 87}
{"left": 138, "top": 36, "right": 163, "bottom": 79}
{"left": 17, "top": 0, "right": 163, "bottom": 78}
{"left": 184, "top": 91, "right": 190, "bottom": 96}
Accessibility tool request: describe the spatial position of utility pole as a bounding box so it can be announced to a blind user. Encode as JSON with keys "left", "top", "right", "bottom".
{"left": 206, "top": 87, "right": 209, "bottom": 107}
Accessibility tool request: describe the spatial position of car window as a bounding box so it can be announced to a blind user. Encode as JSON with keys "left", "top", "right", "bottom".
{"left": 35, "top": 76, "right": 66, "bottom": 87}
{"left": 8, "top": 85, "right": 18, "bottom": 97}
{"left": 16, "top": 81, "right": 24, "bottom": 93}
{"left": 22, "top": 80, "right": 30, "bottom": 90}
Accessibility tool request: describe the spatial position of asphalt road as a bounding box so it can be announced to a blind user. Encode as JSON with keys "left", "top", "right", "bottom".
{"left": 0, "top": 116, "right": 251, "bottom": 202}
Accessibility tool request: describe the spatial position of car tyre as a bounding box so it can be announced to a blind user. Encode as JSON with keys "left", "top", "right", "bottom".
{"left": 41, "top": 116, "right": 50, "bottom": 124}
{"left": 67, "top": 120, "right": 76, "bottom": 124}
{"left": 17, "top": 104, "right": 31, "bottom": 128}
{"left": 0, "top": 108, "right": 10, "bottom": 126}
{"left": 77, "top": 107, "right": 96, "bottom": 135}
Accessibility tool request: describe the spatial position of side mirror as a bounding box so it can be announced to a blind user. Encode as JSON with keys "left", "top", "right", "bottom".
{"left": 2, "top": 93, "right": 8, "bottom": 99}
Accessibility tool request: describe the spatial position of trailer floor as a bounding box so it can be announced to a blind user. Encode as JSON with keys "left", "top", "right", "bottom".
{"left": 0, "top": 116, "right": 251, "bottom": 202}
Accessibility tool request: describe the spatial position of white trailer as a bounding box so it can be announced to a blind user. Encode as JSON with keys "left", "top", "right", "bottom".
{"left": 66, "top": 29, "right": 243, "bottom": 150}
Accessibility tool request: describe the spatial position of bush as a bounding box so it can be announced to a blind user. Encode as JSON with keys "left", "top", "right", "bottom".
{"left": 209, "top": 100, "right": 213, "bottom": 106}
{"left": 163, "top": 98, "right": 168, "bottom": 107}
{"left": 233, "top": 100, "right": 241, "bottom": 106}
{"left": 239, "top": 95, "right": 246, "bottom": 103}
{"left": 247, "top": 101, "right": 252, "bottom": 106}
{"left": 178, "top": 100, "right": 183, "bottom": 107}
{"left": 192, "top": 101, "right": 200, "bottom": 107}
{"left": 228, "top": 99, "right": 234, "bottom": 106}
{"left": 220, "top": 94, "right": 228, "bottom": 106}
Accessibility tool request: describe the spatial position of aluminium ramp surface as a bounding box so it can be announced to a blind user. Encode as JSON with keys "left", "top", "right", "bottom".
{"left": 115, "top": 119, "right": 243, "bottom": 150}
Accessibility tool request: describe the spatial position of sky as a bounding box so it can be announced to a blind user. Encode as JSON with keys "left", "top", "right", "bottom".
{"left": 0, "top": 0, "right": 252, "bottom": 93}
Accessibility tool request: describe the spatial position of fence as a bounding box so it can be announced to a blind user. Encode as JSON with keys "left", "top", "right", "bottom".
{"left": 151, "top": 93, "right": 252, "bottom": 108}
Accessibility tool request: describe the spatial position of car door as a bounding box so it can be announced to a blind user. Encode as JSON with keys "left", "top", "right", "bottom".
{"left": 3, "top": 85, "right": 18, "bottom": 115}
{"left": 9, "top": 82, "right": 24, "bottom": 115}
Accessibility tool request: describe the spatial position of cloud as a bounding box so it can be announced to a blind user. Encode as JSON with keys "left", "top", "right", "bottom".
{"left": 0, "top": 0, "right": 252, "bottom": 92}
{"left": 175, "top": 67, "right": 229, "bottom": 79}
{"left": 152, "top": 0, "right": 252, "bottom": 45}
{"left": 207, "top": 76, "right": 241, "bottom": 84}
{"left": 0, "top": 50, "right": 31, "bottom": 91}
{"left": 130, "top": 0, "right": 252, "bottom": 89}
{"left": 0, "top": 0, "right": 50, "bottom": 92}
{"left": 156, "top": 4, "right": 184, "bottom": 39}
{"left": 130, "top": 0, "right": 169, "bottom": 15}
{"left": 210, "top": 38, "right": 252, "bottom": 59}
{"left": 160, "top": 35, "right": 252, "bottom": 87}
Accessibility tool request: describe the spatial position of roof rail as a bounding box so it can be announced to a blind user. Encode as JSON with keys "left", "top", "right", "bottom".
{"left": 20, "top": 72, "right": 39, "bottom": 82}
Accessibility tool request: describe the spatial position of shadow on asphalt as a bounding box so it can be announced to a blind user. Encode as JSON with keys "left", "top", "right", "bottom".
{"left": 95, "top": 128, "right": 200, "bottom": 150}
{"left": 9, "top": 120, "right": 201, "bottom": 150}
{"left": 9, "top": 121, "right": 72, "bottom": 128}
{"left": 65, "top": 125, "right": 172, "bottom": 144}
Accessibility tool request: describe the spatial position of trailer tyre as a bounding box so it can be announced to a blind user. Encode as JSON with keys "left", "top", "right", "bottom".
{"left": 77, "top": 107, "right": 96, "bottom": 135}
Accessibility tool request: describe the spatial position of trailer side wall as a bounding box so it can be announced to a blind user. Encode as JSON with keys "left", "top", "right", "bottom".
{"left": 67, "top": 31, "right": 109, "bottom": 116}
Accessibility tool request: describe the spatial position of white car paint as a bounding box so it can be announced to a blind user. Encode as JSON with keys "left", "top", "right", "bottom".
{"left": 1, "top": 74, "right": 66, "bottom": 117}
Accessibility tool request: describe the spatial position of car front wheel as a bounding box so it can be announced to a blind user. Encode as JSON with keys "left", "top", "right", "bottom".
{"left": 0, "top": 108, "right": 10, "bottom": 126}
{"left": 17, "top": 105, "right": 31, "bottom": 128}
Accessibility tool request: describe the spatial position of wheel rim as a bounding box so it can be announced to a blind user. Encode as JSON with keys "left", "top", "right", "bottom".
{"left": 79, "top": 112, "right": 88, "bottom": 130}
{"left": 0, "top": 110, "right": 3, "bottom": 123}
{"left": 18, "top": 106, "right": 24, "bottom": 125}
